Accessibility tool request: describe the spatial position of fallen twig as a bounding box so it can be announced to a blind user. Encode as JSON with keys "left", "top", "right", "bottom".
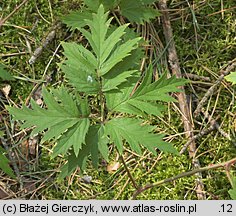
{"left": 0, "top": 0, "right": 29, "bottom": 28}
{"left": 194, "top": 58, "right": 236, "bottom": 117}
{"left": 29, "top": 23, "right": 61, "bottom": 64}
{"left": 183, "top": 73, "right": 211, "bottom": 82}
{"left": 158, "top": 0, "right": 206, "bottom": 199}
{"left": 132, "top": 157, "right": 236, "bottom": 199}
{"left": 180, "top": 119, "right": 217, "bottom": 154}
{"left": 0, "top": 137, "right": 24, "bottom": 190}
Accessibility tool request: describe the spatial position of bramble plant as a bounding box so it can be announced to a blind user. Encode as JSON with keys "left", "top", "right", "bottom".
{"left": 8, "top": 5, "right": 186, "bottom": 179}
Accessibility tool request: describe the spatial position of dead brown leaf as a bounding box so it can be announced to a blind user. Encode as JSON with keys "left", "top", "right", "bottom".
{"left": 107, "top": 162, "right": 120, "bottom": 173}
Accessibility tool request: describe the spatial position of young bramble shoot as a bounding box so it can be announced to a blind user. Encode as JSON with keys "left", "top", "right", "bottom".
{"left": 8, "top": 5, "right": 186, "bottom": 178}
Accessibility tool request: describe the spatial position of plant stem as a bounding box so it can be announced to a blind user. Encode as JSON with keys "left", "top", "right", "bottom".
{"left": 100, "top": 91, "right": 105, "bottom": 123}
{"left": 120, "top": 155, "right": 139, "bottom": 190}
{"left": 132, "top": 157, "right": 236, "bottom": 199}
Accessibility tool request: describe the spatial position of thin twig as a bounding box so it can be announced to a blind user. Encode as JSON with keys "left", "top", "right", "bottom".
{"left": 0, "top": 137, "right": 24, "bottom": 190}
{"left": 29, "top": 23, "right": 61, "bottom": 64}
{"left": 201, "top": 108, "right": 231, "bottom": 140}
{"left": 158, "top": 0, "right": 206, "bottom": 199}
{"left": 120, "top": 155, "right": 139, "bottom": 190}
{"left": 132, "top": 157, "right": 236, "bottom": 199}
{"left": 180, "top": 120, "right": 217, "bottom": 154}
{"left": 194, "top": 59, "right": 236, "bottom": 117}
{"left": 0, "top": 0, "right": 29, "bottom": 28}
{"left": 183, "top": 73, "right": 211, "bottom": 82}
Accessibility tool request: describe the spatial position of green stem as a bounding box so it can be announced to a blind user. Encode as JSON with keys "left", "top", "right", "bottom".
{"left": 100, "top": 91, "right": 105, "bottom": 123}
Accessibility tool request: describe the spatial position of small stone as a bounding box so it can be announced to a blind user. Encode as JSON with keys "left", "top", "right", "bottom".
{"left": 81, "top": 175, "right": 92, "bottom": 184}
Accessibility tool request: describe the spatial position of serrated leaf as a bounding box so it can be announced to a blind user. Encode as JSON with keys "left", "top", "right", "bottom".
{"left": 128, "top": 99, "right": 165, "bottom": 116}
{"left": 134, "top": 64, "right": 153, "bottom": 96}
{"left": 84, "top": 0, "right": 119, "bottom": 12}
{"left": 52, "top": 119, "right": 90, "bottom": 157}
{"left": 105, "top": 76, "right": 139, "bottom": 111}
{"left": 8, "top": 86, "right": 90, "bottom": 157}
{"left": 105, "top": 118, "right": 177, "bottom": 155}
{"left": 58, "top": 125, "right": 109, "bottom": 179}
{"left": 61, "top": 42, "right": 99, "bottom": 93}
{"left": 225, "top": 72, "right": 236, "bottom": 85}
{"left": 78, "top": 5, "right": 141, "bottom": 77}
{"left": 50, "top": 86, "right": 79, "bottom": 116}
{"left": 106, "top": 71, "right": 187, "bottom": 117}
{"left": 0, "top": 64, "right": 14, "bottom": 81}
{"left": 61, "top": 10, "right": 92, "bottom": 29}
{"left": 120, "top": 0, "right": 161, "bottom": 24}
{"left": 0, "top": 146, "right": 15, "bottom": 178}
{"left": 100, "top": 37, "right": 141, "bottom": 76}
{"left": 58, "top": 151, "right": 81, "bottom": 179}
{"left": 133, "top": 74, "right": 187, "bottom": 101}
{"left": 100, "top": 24, "right": 129, "bottom": 65}
{"left": 103, "top": 70, "right": 138, "bottom": 92}
{"left": 86, "top": 125, "right": 109, "bottom": 167}
{"left": 113, "top": 65, "right": 165, "bottom": 116}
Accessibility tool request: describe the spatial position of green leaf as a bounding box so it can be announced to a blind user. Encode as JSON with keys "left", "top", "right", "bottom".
{"left": 103, "top": 70, "right": 138, "bottom": 92}
{"left": 106, "top": 69, "right": 187, "bottom": 117}
{"left": 61, "top": 10, "right": 92, "bottom": 29}
{"left": 100, "top": 37, "right": 141, "bottom": 76}
{"left": 58, "top": 151, "right": 82, "bottom": 179}
{"left": 0, "top": 146, "right": 15, "bottom": 178}
{"left": 105, "top": 118, "right": 178, "bottom": 155}
{"left": 133, "top": 74, "right": 187, "bottom": 101}
{"left": 0, "top": 64, "right": 14, "bottom": 81}
{"left": 58, "top": 125, "right": 109, "bottom": 179}
{"left": 84, "top": 0, "right": 119, "bottom": 11}
{"left": 85, "top": 125, "right": 110, "bottom": 167}
{"left": 100, "top": 24, "right": 129, "bottom": 65}
{"left": 128, "top": 99, "right": 166, "bottom": 116}
{"left": 229, "top": 177, "right": 236, "bottom": 200}
{"left": 8, "top": 86, "right": 90, "bottom": 157}
{"left": 103, "top": 29, "right": 144, "bottom": 92}
{"left": 120, "top": 0, "right": 161, "bottom": 24}
{"left": 105, "top": 76, "right": 139, "bottom": 111}
{"left": 52, "top": 119, "right": 90, "bottom": 157}
{"left": 229, "top": 189, "right": 236, "bottom": 200}
{"left": 61, "top": 42, "right": 99, "bottom": 93}
{"left": 78, "top": 5, "right": 141, "bottom": 77}
{"left": 133, "top": 64, "right": 154, "bottom": 96}
{"left": 225, "top": 72, "right": 236, "bottom": 85}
